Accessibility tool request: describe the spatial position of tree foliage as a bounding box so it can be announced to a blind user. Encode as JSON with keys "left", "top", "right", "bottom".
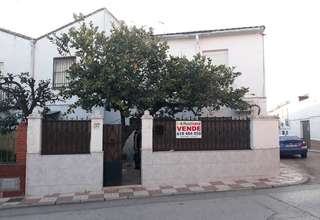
{"left": 158, "top": 55, "right": 249, "bottom": 116}
{"left": 51, "top": 21, "right": 169, "bottom": 124}
{"left": 0, "top": 72, "right": 58, "bottom": 132}
{"left": 51, "top": 19, "right": 249, "bottom": 123}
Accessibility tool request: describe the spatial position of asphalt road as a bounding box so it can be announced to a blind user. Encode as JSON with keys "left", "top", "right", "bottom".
{"left": 282, "top": 151, "right": 320, "bottom": 184}
{"left": 1, "top": 152, "right": 320, "bottom": 220}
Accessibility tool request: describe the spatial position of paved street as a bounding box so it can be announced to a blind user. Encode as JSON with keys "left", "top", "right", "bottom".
{"left": 1, "top": 184, "right": 320, "bottom": 220}
{"left": 282, "top": 151, "right": 320, "bottom": 184}
{"left": 0, "top": 152, "right": 320, "bottom": 220}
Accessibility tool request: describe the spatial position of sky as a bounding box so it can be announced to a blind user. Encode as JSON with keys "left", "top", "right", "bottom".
{"left": 1, "top": 0, "right": 319, "bottom": 110}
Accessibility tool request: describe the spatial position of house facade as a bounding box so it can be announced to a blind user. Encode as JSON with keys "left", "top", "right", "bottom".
{"left": 0, "top": 8, "right": 267, "bottom": 120}
{"left": 269, "top": 94, "right": 320, "bottom": 149}
{"left": 268, "top": 101, "right": 290, "bottom": 135}
{"left": 159, "top": 26, "right": 266, "bottom": 117}
{"left": 0, "top": 7, "right": 280, "bottom": 197}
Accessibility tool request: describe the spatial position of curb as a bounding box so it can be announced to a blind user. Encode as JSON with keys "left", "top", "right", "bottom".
{"left": 309, "top": 149, "right": 320, "bottom": 153}
{"left": 0, "top": 165, "right": 308, "bottom": 210}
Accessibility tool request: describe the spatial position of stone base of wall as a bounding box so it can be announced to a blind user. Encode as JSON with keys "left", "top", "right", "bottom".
{"left": 142, "top": 148, "right": 279, "bottom": 186}
{"left": 26, "top": 152, "right": 103, "bottom": 196}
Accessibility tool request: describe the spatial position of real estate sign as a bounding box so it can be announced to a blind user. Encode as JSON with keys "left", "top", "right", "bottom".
{"left": 176, "top": 121, "right": 202, "bottom": 138}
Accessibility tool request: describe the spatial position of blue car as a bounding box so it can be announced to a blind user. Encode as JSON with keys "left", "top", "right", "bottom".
{"left": 280, "top": 136, "right": 308, "bottom": 158}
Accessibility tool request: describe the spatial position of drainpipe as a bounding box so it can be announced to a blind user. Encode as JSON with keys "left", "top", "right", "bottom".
{"left": 195, "top": 34, "right": 201, "bottom": 54}
{"left": 262, "top": 33, "right": 266, "bottom": 98}
{"left": 30, "top": 39, "right": 36, "bottom": 78}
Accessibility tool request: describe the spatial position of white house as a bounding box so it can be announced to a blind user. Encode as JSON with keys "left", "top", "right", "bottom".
{"left": 159, "top": 26, "right": 266, "bottom": 117}
{"left": 0, "top": 7, "right": 280, "bottom": 196}
{"left": 0, "top": 7, "right": 267, "bottom": 121}
{"left": 269, "top": 94, "right": 320, "bottom": 149}
{"left": 268, "top": 101, "right": 290, "bottom": 136}
{"left": 0, "top": 8, "right": 121, "bottom": 123}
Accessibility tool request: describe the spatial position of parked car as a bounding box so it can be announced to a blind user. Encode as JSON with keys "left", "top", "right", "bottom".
{"left": 279, "top": 136, "right": 308, "bottom": 158}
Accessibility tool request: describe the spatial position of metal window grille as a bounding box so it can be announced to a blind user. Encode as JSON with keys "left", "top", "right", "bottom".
{"left": 52, "top": 57, "right": 76, "bottom": 88}
{"left": 153, "top": 117, "right": 251, "bottom": 151}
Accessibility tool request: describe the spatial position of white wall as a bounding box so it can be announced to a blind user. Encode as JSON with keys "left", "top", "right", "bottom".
{"left": 287, "top": 97, "right": 320, "bottom": 140}
{"left": 26, "top": 113, "right": 104, "bottom": 196}
{"left": 141, "top": 112, "right": 279, "bottom": 186}
{"left": 310, "top": 117, "right": 320, "bottom": 140}
{"left": 142, "top": 149, "right": 279, "bottom": 186}
{"left": 164, "top": 32, "right": 266, "bottom": 114}
{"left": 34, "top": 9, "right": 116, "bottom": 83}
{"left": 27, "top": 153, "right": 103, "bottom": 196}
{"left": 33, "top": 9, "right": 120, "bottom": 121}
{"left": 0, "top": 31, "right": 32, "bottom": 74}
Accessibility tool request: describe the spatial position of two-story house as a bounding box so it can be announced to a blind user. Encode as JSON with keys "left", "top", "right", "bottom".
{"left": 0, "top": 7, "right": 266, "bottom": 122}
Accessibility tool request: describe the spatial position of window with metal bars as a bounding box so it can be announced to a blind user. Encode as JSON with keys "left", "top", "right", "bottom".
{"left": 0, "top": 91, "right": 6, "bottom": 101}
{"left": 0, "top": 62, "right": 4, "bottom": 74}
{"left": 52, "top": 57, "right": 76, "bottom": 88}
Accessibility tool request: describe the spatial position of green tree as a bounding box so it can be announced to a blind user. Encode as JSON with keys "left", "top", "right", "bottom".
{"left": 0, "top": 72, "right": 58, "bottom": 132}
{"left": 51, "top": 19, "right": 249, "bottom": 125}
{"left": 51, "top": 21, "right": 168, "bottom": 126}
{"left": 157, "top": 55, "right": 249, "bottom": 117}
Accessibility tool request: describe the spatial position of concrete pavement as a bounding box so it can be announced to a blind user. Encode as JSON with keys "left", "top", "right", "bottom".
{"left": 282, "top": 151, "right": 320, "bottom": 184}
{"left": 1, "top": 183, "right": 320, "bottom": 220}
{"left": 0, "top": 163, "right": 306, "bottom": 209}
{"left": 1, "top": 152, "right": 320, "bottom": 220}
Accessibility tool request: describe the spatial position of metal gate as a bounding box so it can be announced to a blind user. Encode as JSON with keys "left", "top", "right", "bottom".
{"left": 301, "top": 120, "right": 311, "bottom": 148}
{"left": 103, "top": 124, "right": 122, "bottom": 186}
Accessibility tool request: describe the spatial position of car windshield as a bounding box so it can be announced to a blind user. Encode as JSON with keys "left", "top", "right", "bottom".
{"left": 279, "top": 136, "right": 301, "bottom": 141}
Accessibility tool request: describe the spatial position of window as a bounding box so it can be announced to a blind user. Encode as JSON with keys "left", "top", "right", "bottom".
{"left": 0, "top": 91, "right": 5, "bottom": 101}
{"left": 0, "top": 62, "right": 4, "bottom": 74}
{"left": 0, "top": 62, "right": 5, "bottom": 101}
{"left": 53, "top": 57, "right": 76, "bottom": 88}
{"left": 285, "top": 119, "right": 289, "bottom": 127}
{"left": 202, "top": 49, "right": 228, "bottom": 66}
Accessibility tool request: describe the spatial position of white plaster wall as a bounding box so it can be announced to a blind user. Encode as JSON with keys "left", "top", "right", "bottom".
{"left": 289, "top": 120, "right": 301, "bottom": 137}
{"left": 166, "top": 33, "right": 264, "bottom": 97}
{"left": 34, "top": 9, "right": 116, "bottom": 84}
{"left": 26, "top": 153, "right": 103, "bottom": 196}
{"left": 251, "top": 116, "right": 279, "bottom": 149}
{"left": 289, "top": 117, "right": 320, "bottom": 141}
{"left": 165, "top": 33, "right": 266, "bottom": 113}
{"left": 26, "top": 112, "right": 104, "bottom": 196}
{"left": 142, "top": 148, "right": 279, "bottom": 186}
{"left": 33, "top": 9, "right": 120, "bottom": 122}
{"left": 0, "top": 31, "right": 32, "bottom": 74}
{"left": 287, "top": 96, "right": 320, "bottom": 140}
{"left": 310, "top": 117, "right": 320, "bottom": 141}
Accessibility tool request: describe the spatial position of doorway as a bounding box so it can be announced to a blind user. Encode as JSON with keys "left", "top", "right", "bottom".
{"left": 102, "top": 123, "right": 141, "bottom": 187}
{"left": 301, "top": 120, "right": 311, "bottom": 148}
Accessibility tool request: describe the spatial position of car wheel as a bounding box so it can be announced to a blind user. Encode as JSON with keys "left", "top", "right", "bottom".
{"left": 301, "top": 153, "right": 307, "bottom": 158}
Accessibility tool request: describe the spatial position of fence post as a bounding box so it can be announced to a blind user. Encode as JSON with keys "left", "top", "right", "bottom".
{"left": 26, "top": 110, "right": 42, "bottom": 195}
{"left": 141, "top": 110, "right": 153, "bottom": 151}
{"left": 27, "top": 111, "right": 42, "bottom": 154}
{"left": 90, "top": 113, "right": 104, "bottom": 153}
{"left": 250, "top": 116, "right": 279, "bottom": 149}
{"left": 141, "top": 111, "right": 153, "bottom": 185}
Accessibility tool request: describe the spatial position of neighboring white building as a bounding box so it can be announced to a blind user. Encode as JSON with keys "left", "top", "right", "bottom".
{"left": 0, "top": 7, "right": 267, "bottom": 121}
{"left": 0, "top": 27, "right": 33, "bottom": 76}
{"left": 269, "top": 94, "right": 320, "bottom": 148}
{"left": 268, "top": 101, "right": 290, "bottom": 136}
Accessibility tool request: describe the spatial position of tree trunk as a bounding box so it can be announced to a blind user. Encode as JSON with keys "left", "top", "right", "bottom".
{"left": 120, "top": 113, "right": 126, "bottom": 149}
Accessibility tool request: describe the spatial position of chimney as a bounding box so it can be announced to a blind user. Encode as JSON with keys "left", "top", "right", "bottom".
{"left": 298, "top": 94, "right": 309, "bottom": 102}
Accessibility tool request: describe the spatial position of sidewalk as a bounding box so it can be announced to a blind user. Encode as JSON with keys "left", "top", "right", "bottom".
{"left": 0, "top": 163, "right": 308, "bottom": 210}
